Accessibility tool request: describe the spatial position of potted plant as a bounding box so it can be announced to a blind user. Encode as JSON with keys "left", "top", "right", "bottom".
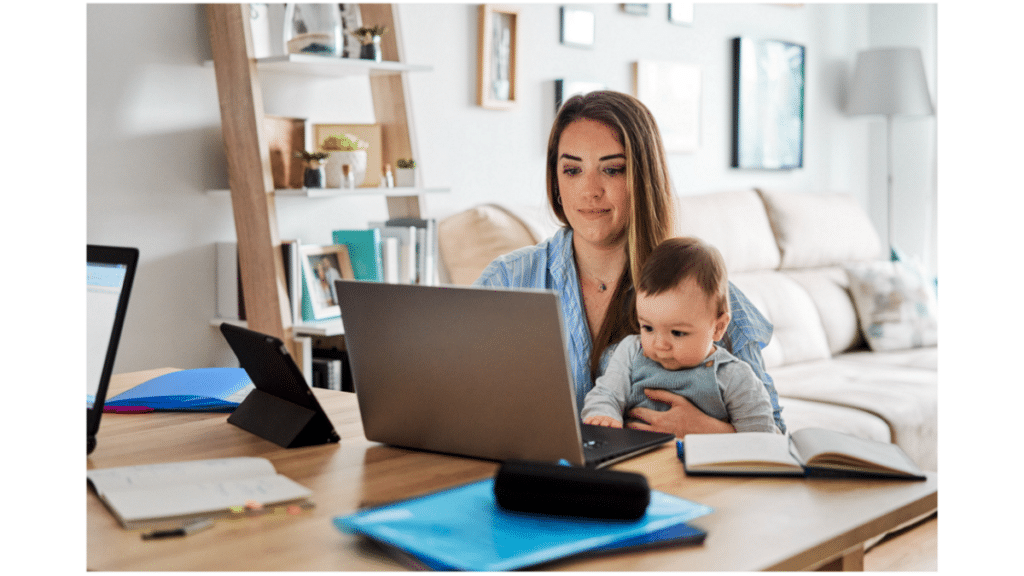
{"left": 350, "top": 25, "right": 388, "bottom": 62}
{"left": 395, "top": 158, "right": 416, "bottom": 188}
{"left": 321, "top": 133, "right": 369, "bottom": 188}
{"left": 295, "top": 150, "right": 330, "bottom": 188}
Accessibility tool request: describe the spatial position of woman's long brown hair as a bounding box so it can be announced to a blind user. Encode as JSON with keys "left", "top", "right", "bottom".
{"left": 546, "top": 91, "right": 675, "bottom": 379}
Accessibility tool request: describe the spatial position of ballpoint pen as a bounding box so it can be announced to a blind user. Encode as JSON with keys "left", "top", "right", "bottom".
{"left": 141, "top": 518, "right": 214, "bottom": 540}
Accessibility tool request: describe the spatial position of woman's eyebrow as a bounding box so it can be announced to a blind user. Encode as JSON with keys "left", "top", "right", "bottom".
{"left": 600, "top": 153, "right": 626, "bottom": 161}
{"left": 559, "top": 153, "right": 582, "bottom": 161}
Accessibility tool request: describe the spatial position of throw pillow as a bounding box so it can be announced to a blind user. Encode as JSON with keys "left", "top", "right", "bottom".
{"left": 845, "top": 260, "right": 937, "bottom": 351}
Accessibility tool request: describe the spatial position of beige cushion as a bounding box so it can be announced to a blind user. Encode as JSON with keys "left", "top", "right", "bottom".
{"left": 730, "top": 271, "right": 831, "bottom": 369}
{"left": 756, "top": 189, "right": 883, "bottom": 269}
{"left": 772, "top": 358, "right": 937, "bottom": 471}
{"left": 776, "top": 396, "right": 892, "bottom": 444}
{"left": 438, "top": 204, "right": 539, "bottom": 285}
{"left": 845, "top": 260, "right": 938, "bottom": 351}
{"left": 784, "top": 267, "right": 864, "bottom": 355}
{"left": 673, "top": 190, "right": 781, "bottom": 273}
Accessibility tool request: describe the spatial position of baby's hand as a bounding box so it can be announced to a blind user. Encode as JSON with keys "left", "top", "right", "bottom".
{"left": 584, "top": 415, "right": 623, "bottom": 428}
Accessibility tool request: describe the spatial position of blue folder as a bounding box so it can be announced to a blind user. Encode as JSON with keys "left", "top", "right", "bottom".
{"left": 104, "top": 367, "right": 253, "bottom": 412}
{"left": 334, "top": 478, "right": 713, "bottom": 571}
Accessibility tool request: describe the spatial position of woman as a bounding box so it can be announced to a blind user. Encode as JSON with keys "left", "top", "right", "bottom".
{"left": 474, "top": 90, "right": 784, "bottom": 435}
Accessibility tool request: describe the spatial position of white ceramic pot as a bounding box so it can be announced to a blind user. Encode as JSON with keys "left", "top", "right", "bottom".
{"left": 324, "top": 150, "right": 367, "bottom": 188}
{"left": 394, "top": 167, "right": 416, "bottom": 188}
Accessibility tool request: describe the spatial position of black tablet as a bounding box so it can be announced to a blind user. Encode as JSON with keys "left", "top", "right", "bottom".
{"left": 220, "top": 323, "right": 340, "bottom": 448}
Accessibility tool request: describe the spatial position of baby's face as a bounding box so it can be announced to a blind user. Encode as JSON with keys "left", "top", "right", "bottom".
{"left": 636, "top": 278, "right": 729, "bottom": 371}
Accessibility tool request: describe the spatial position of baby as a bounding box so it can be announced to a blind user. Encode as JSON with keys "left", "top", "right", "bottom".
{"left": 581, "top": 237, "right": 777, "bottom": 434}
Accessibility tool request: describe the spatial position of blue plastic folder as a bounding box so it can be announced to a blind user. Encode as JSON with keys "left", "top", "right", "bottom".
{"left": 104, "top": 368, "right": 254, "bottom": 412}
{"left": 333, "top": 478, "right": 713, "bottom": 571}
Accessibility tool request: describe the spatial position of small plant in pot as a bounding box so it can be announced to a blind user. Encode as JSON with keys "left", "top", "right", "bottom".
{"left": 395, "top": 158, "right": 416, "bottom": 188}
{"left": 350, "top": 25, "right": 388, "bottom": 61}
{"left": 295, "top": 150, "right": 329, "bottom": 188}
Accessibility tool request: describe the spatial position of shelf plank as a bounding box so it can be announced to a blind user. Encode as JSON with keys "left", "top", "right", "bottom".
{"left": 207, "top": 187, "right": 449, "bottom": 198}
{"left": 213, "top": 317, "right": 344, "bottom": 337}
{"left": 204, "top": 54, "right": 431, "bottom": 77}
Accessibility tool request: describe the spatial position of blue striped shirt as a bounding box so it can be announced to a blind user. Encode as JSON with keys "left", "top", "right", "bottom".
{"left": 474, "top": 227, "right": 786, "bottom": 432}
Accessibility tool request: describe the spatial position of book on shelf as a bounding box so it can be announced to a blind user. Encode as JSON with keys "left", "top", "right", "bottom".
{"left": 379, "top": 217, "right": 439, "bottom": 285}
{"left": 678, "top": 427, "right": 927, "bottom": 479}
{"left": 87, "top": 457, "right": 312, "bottom": 529}
{"left": 105, "top": 367, "right": 254, "bottom": 412}
{"left": 333, "top": 477, "right": 712, "bottom": 571}
{"left": 331, "top": 229, "right": 383, "bottom": 282}
{"left": 216, "top": 240, "right": 303, "bottom": 324}
{"left": 369, "top": 224, "right": 417, "bottom": 284}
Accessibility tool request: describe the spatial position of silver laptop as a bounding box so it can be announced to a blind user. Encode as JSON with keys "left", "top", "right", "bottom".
{"left": 334, "top": 280, "right": 674, "bottom": 468}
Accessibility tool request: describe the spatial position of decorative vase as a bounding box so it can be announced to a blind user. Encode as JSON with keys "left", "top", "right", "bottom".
{"left": 324, "top": 150, "right": 367, "bottom": 188}
{"left": 283, "top": 3, "right": 342, "bottom": 56}
{"left": 359, "top": 35, "right": 382, "bottom": 62}
{"left": 303, "top": 163, "right": 325, "bottom": 188}
{"left": 394, "top": 167, "right": 416, "bottom": 188}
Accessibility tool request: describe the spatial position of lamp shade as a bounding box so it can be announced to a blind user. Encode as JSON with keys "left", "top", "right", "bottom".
{"left": 847, "top": 47, "right": 934, "bottom": 116}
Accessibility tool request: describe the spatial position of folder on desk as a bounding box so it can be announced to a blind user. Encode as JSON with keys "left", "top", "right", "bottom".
{"left": 333, "top": 478, "right": 712, "bottom": 571}
{"left": 104, "top": 368, "right": 254, "bottom": 412}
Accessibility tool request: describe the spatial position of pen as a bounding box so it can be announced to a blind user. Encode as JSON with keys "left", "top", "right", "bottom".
{"left": 141, "top": 519, "right": 214, "bottom": 540}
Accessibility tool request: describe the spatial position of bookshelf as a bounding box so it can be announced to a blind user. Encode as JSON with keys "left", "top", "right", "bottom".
{"left": 205, "top": 4, "right": 438, "bottom": 362}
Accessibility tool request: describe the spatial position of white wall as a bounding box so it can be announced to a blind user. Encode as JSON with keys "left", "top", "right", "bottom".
{"left": 86, "top": 3, "right": 936, "bottom": 373}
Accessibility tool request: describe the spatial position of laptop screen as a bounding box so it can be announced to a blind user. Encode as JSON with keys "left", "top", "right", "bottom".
{"left": 87, "top": 261, "right": 129, "bottom": 409}
{"left": 87, "top": 245, "right": 138, "bottom": 454}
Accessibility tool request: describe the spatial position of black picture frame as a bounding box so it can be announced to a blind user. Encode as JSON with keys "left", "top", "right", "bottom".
{"left": 731, "top": 37, "right": 805, "bottom": 170}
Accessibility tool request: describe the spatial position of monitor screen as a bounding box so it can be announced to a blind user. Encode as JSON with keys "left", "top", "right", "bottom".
{"left": 87, "top": 262, "right": 128, "bottom": 408}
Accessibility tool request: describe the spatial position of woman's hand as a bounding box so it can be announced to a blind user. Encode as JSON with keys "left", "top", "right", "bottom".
{"left": 583, "top": 415, "right": 623, "bottom": 428}
{"left": 626, "top": 389, "right": 736, "bottom": 437}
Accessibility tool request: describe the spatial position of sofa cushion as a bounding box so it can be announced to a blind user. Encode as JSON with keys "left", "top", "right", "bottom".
{"left": 674, "top": 190, "right": 780, "bottom": 273}
{"left": 730, "top": 271, "right": 831, "bottom": 369}
{"left": 784, "top": 267, "right": 864, "bottom": 355}
{"left": 770, "top": 358, "right": 937, "bottom": 471}
{"left": 845, "top": 260, "right": 938, "bottom": 352}
{"left": 438, "top": 204, "right": 539, "bottom": 285}
{"left": 756, "top": 189, "right": 883, "bottom": 269}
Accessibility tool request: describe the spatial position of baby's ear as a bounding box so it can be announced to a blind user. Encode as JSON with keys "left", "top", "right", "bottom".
{"left": 713, "top": 311, "right": 731, "bottom": 341}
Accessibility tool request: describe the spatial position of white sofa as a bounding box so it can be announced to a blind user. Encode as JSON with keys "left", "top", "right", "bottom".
{"left": 436, "top": 189, "right": 938, "bottom": 471}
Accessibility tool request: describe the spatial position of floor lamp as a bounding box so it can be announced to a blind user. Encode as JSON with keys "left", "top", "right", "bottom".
{"left": 847, "top": 47, "right": 934, "bottom": 260}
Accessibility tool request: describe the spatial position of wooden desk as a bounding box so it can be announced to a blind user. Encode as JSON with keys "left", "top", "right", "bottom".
{"left": 87, "top": 369, "right": 937, "bottom": 571}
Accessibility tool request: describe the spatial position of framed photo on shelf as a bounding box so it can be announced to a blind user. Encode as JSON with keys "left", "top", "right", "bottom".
{"left": 477, "top": 4, "right": 519, "bottom": 110}
{"left": 312, "top": 123, "right": 383, "bottom": 186}
{"left": 731, "top": 37, "right": 805, "bottom": 170}
{"left": 300, "top": 244, "right": 355, "bottom": 320}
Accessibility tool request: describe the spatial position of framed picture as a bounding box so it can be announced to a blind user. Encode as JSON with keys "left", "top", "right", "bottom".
{"left": 668, "top": 3, "right": 694, "bottom": 25}
{"left": 300, "top": 244, "right": 355, "bottom": 320}
{"left": 311, "top": 123, "right": 382, "bottom": 186}
{"left": 477, "top": 5, "right": 519, "bottom": 110}
{"left": 554, "top": 79, "right": 605, "bottom": 113}
{"left": 560, "top": 6, "right": 595, "bottom": 48}
{"left": 622, "top": 4, "right": 649, "bottom": 16}
{"left": 634, "top": 61, "right": 701, "bottom": 153}
{"left": 731, "top": 37, "right": 805, "bottom": 170}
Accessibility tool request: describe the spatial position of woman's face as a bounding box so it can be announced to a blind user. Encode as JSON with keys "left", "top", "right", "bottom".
{"left": 556, "top": 118, "right": 631, "bottom": 250}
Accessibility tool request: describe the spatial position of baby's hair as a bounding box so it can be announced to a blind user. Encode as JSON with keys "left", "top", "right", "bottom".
{"left": 637, "top": 237, "right": 730, "bottom": 317}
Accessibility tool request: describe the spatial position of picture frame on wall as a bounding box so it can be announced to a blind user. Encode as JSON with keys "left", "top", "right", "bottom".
{"left": 300, "top": 244, "right": 355, "bottom": 320}
{"left": 477, "top": 4, "right": 519, "bottom": 110}
{"left": 622, "top": 4, "right": 649, "bottom": 16}
{"left": 554, "top": 79, "right": 605, "bottom": 113}
{"left": 560, "top": 6, "right": 595, "bottom": 48}
{"left": 731, "top": 37, "right": 805, "bottom": 170}
{"left": 668, "top": 3, "right": 694, "bottom": 25}
{"left": 634, "top": 61, "right": 701, "bottom": 153}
